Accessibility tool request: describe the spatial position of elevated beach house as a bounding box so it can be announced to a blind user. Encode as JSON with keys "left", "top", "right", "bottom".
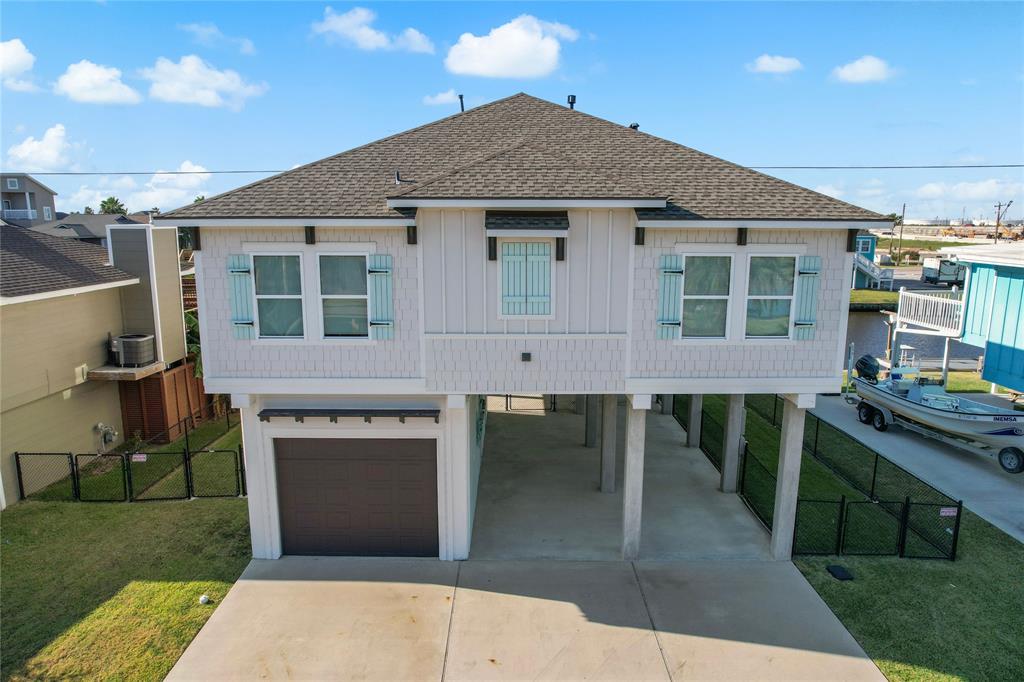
{"left": 154, "top": 94, "right": 890, "bottom": 561}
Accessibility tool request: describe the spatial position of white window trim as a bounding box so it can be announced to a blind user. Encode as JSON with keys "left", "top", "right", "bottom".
{"left": 42, "top": 206, "right": 52, "bottom": 220}
{"left": 856, "top": 239, "right": 872, "bottom": 254}
{"left": 496, "top": 237, "right": 556, "bottom": 321}
{"left": 6, "top": 178, "right": 18, "bottom": 190}
{"left": 743, "top": 253, "right": 799, "bottom": 341}
{"left": 252, "top": 252, "right": 306, "bottom": 341}
{"left": 316, "top": 252, "right": 374, "bottom": 342}
{"left": 675, "top": 253, "right": 734, "bottom": 343}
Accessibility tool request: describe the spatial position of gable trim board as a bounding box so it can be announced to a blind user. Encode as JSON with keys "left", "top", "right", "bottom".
{"left": 0, "top": 278, "right": 139, "bottom": 306}
{"left": 388, "top": 198, "right": 667, "bottom": 209}
{"left": 153, "top": 218, "right": 415, "bottom": 228}
{"left": 638, "top": 219, "right": 888, "bottom": 230}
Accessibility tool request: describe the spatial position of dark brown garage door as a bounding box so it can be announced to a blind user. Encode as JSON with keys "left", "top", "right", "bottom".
{"left": 274, "top": 438, "right": 438, "bottom": 557}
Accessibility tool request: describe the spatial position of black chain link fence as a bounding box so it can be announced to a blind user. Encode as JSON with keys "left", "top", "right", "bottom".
{"left": 698, "top": 411, "right": 724, "bottom": 471}
{"left": 14, "top": 453, "right": 76, "bottom": 501}
{"left": 738, "top": 445, "right": 775, "bottom": 529}
{"left": 672, "top": 394, "right": 691, "bottom": 431}
{"left": 75, "top": 454, "right": 128, "bottom": 502}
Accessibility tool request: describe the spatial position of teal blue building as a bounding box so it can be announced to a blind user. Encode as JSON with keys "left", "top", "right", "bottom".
{"left": 952, "top": 245, "right": 1024, "bottom": 393}
{"left": 852, "top": 232, "right": 893, "bottom": 290}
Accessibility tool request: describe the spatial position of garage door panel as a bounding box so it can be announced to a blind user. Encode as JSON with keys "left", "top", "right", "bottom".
{"left": 274, "top": 438, "right": 438, "bottom": 557}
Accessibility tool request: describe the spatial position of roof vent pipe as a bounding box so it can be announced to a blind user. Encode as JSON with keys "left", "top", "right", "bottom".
{"left": 567, "top": 94, "right": 576, "bottom": 110}
{"left": 394, "top": 170, "right": 402, "bottom": 185}
{"left": 629, "top": 122, "right": 640, "bottom": 130}
{"left": 458, "top": 94, "right": 464, "bottom": 112}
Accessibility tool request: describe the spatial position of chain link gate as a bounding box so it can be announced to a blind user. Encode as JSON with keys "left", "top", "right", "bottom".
{"left": 75, "top": 454, "right": 128, "bottom": 502}
{"left": 188, "top": 450, "right": 241, "bottom": 497}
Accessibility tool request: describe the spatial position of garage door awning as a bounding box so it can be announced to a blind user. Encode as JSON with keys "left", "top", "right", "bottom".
{"left": 258, "top": 408, "right": 440, "bottom": 423}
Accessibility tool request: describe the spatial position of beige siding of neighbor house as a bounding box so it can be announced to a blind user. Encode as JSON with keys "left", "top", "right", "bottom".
{"left": 0, "top": 289, "right": 126, "bottom": 506}
{"left": 110, "top": 229, "right": 156, "bottom": 338}
{"left": 153, "top": 229, "right": 186, "bottom": 363}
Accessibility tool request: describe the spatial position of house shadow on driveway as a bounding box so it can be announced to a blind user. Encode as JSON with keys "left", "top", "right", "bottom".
{"left": 168, "top": 556, "right": 884, "bottom": 681}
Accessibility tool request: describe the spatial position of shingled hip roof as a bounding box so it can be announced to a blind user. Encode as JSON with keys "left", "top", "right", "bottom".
{"left": 0, "top": 226, "right": 137, "bottom": 300}
{"left": 159, "top": 93, "right": 887, "bottom": 223}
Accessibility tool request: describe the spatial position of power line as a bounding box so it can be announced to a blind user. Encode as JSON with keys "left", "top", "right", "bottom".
{"left": 2, "top": 163, "right": 1022, "bottom": 176}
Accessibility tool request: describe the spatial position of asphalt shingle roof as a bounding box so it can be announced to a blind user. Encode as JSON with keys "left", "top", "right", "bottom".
{"left": 0, "top": 226, "right": 136, "bottom": 299}
{"left": 161, "top": 93, "right": 886, "bottom": 222}
{"left": 31, "top": 213, "right": 147, "bottom": 240}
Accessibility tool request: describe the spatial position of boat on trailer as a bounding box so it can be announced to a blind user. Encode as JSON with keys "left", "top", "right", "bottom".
{"left": 848, "top": 355, "right": 1024, "bottom": 474}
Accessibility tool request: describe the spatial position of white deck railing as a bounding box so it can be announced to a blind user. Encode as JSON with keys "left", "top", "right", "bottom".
{"left": 896, "top": 288, "right": 963, "bottom": 336}
{"left": 854, "top": 253, "right": 894, "bottom": 289}
{"left": 2, "top": 208, "right": 37, "bottom": 220}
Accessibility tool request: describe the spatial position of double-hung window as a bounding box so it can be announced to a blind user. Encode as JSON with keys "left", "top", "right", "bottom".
{"left": 253, "top": 255, "right": 304, "bottom": 338}
{"left": 500, "top": 241, "right": 552, "bottom": 316}
{"left": 681, "top": 255, "right": 731, "bottom": 338}
{"left": 856, "top": 239, "right": 871, "bottom": 254}
{"left": 745, "top": 255, "right": 796, "bottom": 338}
{"left": 318, "top": 254, "right": 369, "bottom": 338}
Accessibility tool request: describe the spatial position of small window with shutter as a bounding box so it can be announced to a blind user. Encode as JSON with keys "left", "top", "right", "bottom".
{"left": 499, "top": 240, "right": 552, "bottom": 317}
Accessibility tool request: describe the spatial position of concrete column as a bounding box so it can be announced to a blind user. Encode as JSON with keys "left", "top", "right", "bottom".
{"left": 770, "top": 399, "right": 808, "bottom": 560}
{"left": 661, "top": 394, "right": 674, "bottom": 416}
{"left": 584, "top": 395, "right": 600, "bottom": 448}
{"left": 622, "top": 400, "right": 648, "bottom": 559}
{"left": 574, "top": 395, "right": 585, "bottom": 414}
{"left": 720, "top": 394, "right": 745, "bottom": 493}
{"left": 600, "top": 394, "right": 617, "bottom": 493}
{"left": 687, "top": 394, "right": 703, "bottom": 448}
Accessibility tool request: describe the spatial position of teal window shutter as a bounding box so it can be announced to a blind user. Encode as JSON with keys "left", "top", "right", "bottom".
{"left": 368, "top": 254, "right": 394, "bottom": 340}
{"left": 525, "top": 242, "right": 551, "bottom": 315}
{"left": 657, "top": 254, "right": 683, "bottom": 339}
{"left": 227, "top": 254, "right": 255, "bottom": 340}
{"left": 501, "top": 242, "right": 527, "bottom": 315}
{"left": 501, "top": 242, "right": 551, "bottom": 316}
{"left": 793, "top": 255, "right": 821, "bottom": 340}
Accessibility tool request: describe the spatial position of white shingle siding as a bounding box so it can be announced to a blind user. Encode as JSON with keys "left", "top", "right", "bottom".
{"left": 199, "top": 227, "right": 420, "bottom": 379}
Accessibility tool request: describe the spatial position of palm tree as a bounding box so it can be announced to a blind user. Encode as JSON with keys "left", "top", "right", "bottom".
{"left": 99, "top": 196, "right": 127, "bottom": 214}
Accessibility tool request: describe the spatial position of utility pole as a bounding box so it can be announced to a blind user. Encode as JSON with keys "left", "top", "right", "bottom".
{"left": 994, "top": 200, "right": 1013, "bottom": 243}
{"left": 895, "top": 203, "right": 906, "bottom": 265}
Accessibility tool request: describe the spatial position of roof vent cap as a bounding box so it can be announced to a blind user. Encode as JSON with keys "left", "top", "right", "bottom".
{"left": 567, "top": 94, "right": 576, "bottom": 110}
{"left": 629, "top": 122, "right": 640, "bottom": 130}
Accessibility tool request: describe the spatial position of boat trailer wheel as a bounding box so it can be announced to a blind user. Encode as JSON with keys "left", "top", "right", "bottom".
{"left": 998, "top": 448, "right": 1024, "bottom": 474}
{"left": 857, "top": 403, "right": 874, "bottom": 424}
{"left": 871, "top": 410, "right": 888, "bottom": 432}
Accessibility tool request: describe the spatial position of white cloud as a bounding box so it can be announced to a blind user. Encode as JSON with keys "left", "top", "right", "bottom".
{"left": 178, "top": 22, "right": 256, "bottom": 55}
{"left": 445, "top": 15, "right": 579, "bottom": 78}
{"left": 746, "top": 54, "right": 802, "bottom": 74}
{"left": 54, "top": 60, "right": 142, "bottom": 104}
{"left": 312, "top": 7, "right": 434, "bottom": 54}
{"left": 140, "top": 55, "right": 268, "bottom": 110}
{"left": 814, "top": 184, "right": 845, "bottom": 199}
{"left": 64, "top": 162, "right": 212, "bottom": 213}
{"left": 856, "top": 179, "right": 887, "bottom": 198}
{"left": 423, "top": 88, "right": 459, "bottom": 106}
{"left": 915, "top": 179, "right": 1023, "bottom": 202}
{"left": 832, "top": 55, "right": 894, "bottom": 83}
{"left": 0, "top": 38, "right": 39, "bottom": 91}
{"left": 6, "top": 124, "right": 73, "bottom": 171}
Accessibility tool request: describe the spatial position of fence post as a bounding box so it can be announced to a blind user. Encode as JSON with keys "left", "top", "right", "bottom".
{"left": 238, "top": 443, "right": 247, "bottom": 496}
{"left": 739, "top": 443, "right": 748, "bottom": 492}
{"left": 121, "top": 455, "right": 129, "bottom": 502}
{"left": 949, "top": 500, "right": 963, "bottom": 561}
{"left": 870, "top": 455, "right": 879, "bottom": 499}
{"left": 69, "top": 454, "right": 80, "bottom": 501}
{"left": 126, "top": 455, "right": 135, "bottom": 500}
{"left": 772, "top": 395, "right": 779, "bottom": 427}
{"left": 812, "top": 416, "right": 820, "bottom": 456}
{"left": 183, "top": 451, "right": 194, "bottom": 498}
{"left": 15, "top": 454, "right": 26, "bottom": 501}
{"left": 897, "top": 495, "right": 911, "bottom": 557}
{"left": 835, "top": 495, "right": 847, "bottom": 555}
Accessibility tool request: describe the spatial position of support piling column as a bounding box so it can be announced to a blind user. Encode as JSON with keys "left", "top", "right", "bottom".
{"left": 600, "top": 394, "right": 617, "bottom": 493}
{"left": 770, "top": 397, "right": 809, "bottom": 561}
{"left": 574, "top": 395, "right": 585, "bottom": 414}
{"left": 661, "top": 394, "right": 674, "bottom": 415}
{"left": 622, "top": 395, "right": 650, "bottom": 559}
{"left": 687, "top": 394, "right": 703, "bottom": 448}
{"left": 584, "top": 395, "right": 600, "bottom": 448}
{"left": 720, "top": 394, "right": 745, "bottom": 493}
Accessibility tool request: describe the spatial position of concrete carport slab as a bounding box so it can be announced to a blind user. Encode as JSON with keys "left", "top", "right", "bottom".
{"left": 168, "top": 557, "right": 883, "bottom": 681}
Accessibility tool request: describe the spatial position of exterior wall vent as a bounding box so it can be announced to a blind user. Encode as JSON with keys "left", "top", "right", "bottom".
{"left": 110, "top": 333, "right": 156, "bottom": 367}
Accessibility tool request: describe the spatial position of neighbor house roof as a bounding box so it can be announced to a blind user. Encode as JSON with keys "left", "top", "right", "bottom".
{"left": 31, "top": 213, "right": 148, "bottom": 240}
{"left": 160, "top": 93, "right": 886, "bottom": 223}
{"left": 0, "top": 226, "right": 137, "bottom": 301}
{"left": 1, "top": 173, "right": 59, "bottom": 196}
{"left": 941, "top": 243, "right": 1024, "bottom": 268}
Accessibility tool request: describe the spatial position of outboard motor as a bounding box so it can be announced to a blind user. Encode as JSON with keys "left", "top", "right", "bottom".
{"left": 855, "top": 355, "right": 880, "bottom": 384}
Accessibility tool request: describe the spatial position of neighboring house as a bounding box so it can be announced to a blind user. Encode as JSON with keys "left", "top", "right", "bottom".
{"left": 0, "top": 223, "right": 199, "bottom": 508}
{"left": 895, "top": 243, "right": 1024, "bottom": 392}
{"left": 32, "top": 212, "right": 148, "bottom": 246}
{"left": 1, "top": 173, "right": 57, "bottom": 227}
{"left": 154, "top": 93, "right": 890, "bottom": 562}
{"left": 851, "top": 231, "right": 894, "bottom": 290}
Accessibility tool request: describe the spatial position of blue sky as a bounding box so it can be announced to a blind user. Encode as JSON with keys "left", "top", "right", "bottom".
{"left": 2, "top": 1, "right": 1021, "bottom": 220}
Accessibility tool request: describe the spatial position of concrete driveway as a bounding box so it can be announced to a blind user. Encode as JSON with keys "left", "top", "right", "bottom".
{"left": 813, "top": 395, "right": 1024, "bottom": 543}
{"left": 168, "top": 557, "right": 882, "bottom": 681}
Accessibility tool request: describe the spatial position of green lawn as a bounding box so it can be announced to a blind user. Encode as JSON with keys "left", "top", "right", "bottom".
{"left": 0, "top": 499, "right": 251, "bottom": 681}
{"left": 876, "top": 238, "right": 979, "bottom": 253}
{"left": 850, "top": 288, "right": 899, "bottom": 307}
{"left": 842, "top": 370, "right": 1009, "bottom": 395}
{"left": 797, "top": 512, "right": 1024, "bottom": 681}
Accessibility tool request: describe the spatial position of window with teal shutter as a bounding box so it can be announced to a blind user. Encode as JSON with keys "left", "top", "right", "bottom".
{"left": 227, "top": 254, "right": 255, "bottom": 340}
{"left": 657, "top": 254, "right": 683, "bottom": 339}
{"left": 367, "top": 254, "right": 394, "bottom": 340}
{"left": 501, "top": 241, "right": 551, "bottom": 316}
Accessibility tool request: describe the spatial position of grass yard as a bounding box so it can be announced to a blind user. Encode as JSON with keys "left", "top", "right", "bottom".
{"left": 850, "top": 288, "right": 899, "bottom": 307}
{"left": 797, "top": 513, "right": 1024, "bottom": 681}
{"left": 841, "top": 370, "right": 1008, "bottom": 395}
{"left": 876, "top": 238, "right": 978, "bottom": 253}
{"left": 0, "top": 499, "right": 251, "bottom": 681}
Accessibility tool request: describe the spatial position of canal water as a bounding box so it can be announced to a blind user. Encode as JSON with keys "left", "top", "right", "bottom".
{"left": 845, "top": 311, "right": 981, "bottom": 363}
